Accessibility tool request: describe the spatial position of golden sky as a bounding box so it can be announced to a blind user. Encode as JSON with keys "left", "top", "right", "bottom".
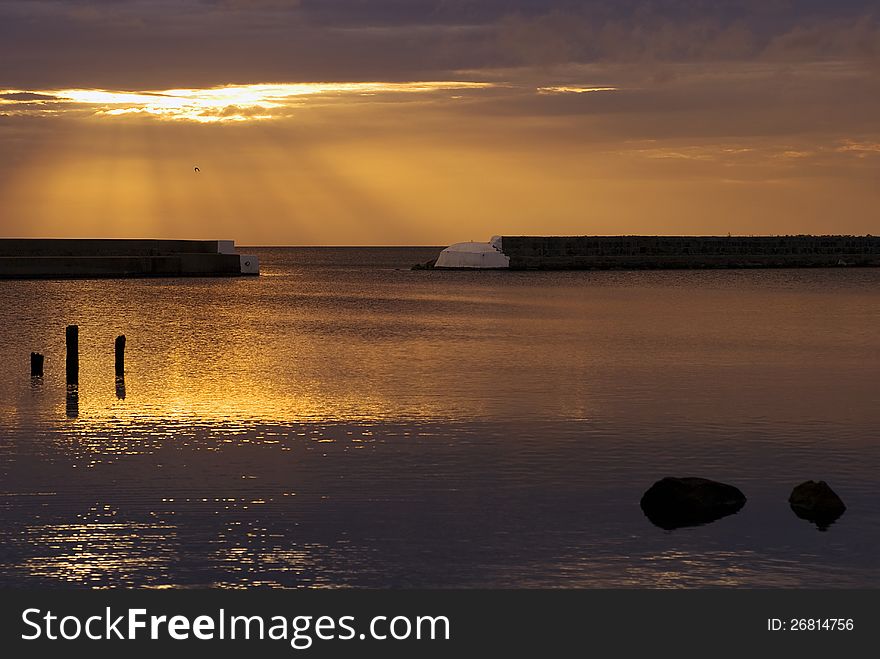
{"left": 1, "top": 1, "right": 879, "bottom": 245}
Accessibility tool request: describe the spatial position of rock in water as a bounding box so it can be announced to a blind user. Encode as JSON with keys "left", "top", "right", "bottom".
{"left": 640, "top": 477, "right": 747, "bottom": 530}
{"left": 789, "top": 481, "right": 846, "bottom": 530}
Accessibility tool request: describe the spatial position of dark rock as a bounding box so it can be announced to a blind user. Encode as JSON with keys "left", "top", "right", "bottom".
{"left": 640, "top": 477, "right": 747, "bottom": 530}
{"left": 789, "top": 481, "right": 846, "bottom": 531}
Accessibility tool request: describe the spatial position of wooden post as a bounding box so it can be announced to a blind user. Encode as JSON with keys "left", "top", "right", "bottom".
{"left": 66, "top": 325, "right": 78, "bottom": 385}
{"left": 30, "top": 352, "right": 44, "bottom": 377}
{"left": 115, "top": 335, "right": 126, "bottom": 378}
{"left": 115, "top": 335, "right": 126, "bottom": 400}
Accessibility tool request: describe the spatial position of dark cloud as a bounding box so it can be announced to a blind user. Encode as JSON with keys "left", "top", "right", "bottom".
{"left": 1, "top": 0, "right": 878, "bottom": 89}
{"left": 0, "top": 92, "right": 58, "bottom": 101}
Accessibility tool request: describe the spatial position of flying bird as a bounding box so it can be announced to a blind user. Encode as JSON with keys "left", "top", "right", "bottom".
{"left": 194, "top": 166, "right": 200, "bottom": 173}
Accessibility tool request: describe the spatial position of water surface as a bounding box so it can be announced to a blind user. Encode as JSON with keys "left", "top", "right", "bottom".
{"left": 1, "top": 248, "right": 878, "bottom": 587}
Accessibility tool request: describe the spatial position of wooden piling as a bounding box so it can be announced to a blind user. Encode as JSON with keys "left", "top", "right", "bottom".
{"left": 115, "top": 335, "right": 126, "bottom": 400}
{"left": 65, "top": 325, "right": 78, "bottom": 385}
{"left": 115, "top": 335, "right": 126, "bottom": 378}
{"left": 30, "top": 352, "right": 44, "bottom": 377}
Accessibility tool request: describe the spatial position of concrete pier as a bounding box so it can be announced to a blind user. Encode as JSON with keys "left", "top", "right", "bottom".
{"left": 434, "top": 235, "right": 880, "bottom": 270}
{"left": 0, "top": 239, "right": 259, "bottom": 279}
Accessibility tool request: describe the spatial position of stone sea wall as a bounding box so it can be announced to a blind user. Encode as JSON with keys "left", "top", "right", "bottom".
{"left": 499, "top": 235, "right": 880, "bottom": 269}
{"left": 0, "top": 239, "right": 254, "bottom": 279}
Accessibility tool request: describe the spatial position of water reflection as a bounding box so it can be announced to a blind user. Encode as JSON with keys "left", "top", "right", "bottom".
{"left": 12, "top": 515, "right": 177, "bottom": 587}
{"left": 790, "top": 504, "right": 846, "bottom": 532}
{"left": 65, "top": 385, "right": 78, "bottom": 419}
{"left": 641, "top": 506, "right": 746, "bottom": 531}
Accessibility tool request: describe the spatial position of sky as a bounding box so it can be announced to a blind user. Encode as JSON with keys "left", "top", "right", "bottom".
{"left": 1, "top": 0, "right": 879, "bottom": 245}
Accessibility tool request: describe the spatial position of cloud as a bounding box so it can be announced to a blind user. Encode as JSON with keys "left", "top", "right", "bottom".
{"left": 0, "top": 81, "right": 497, "bottom": 123}
{"left": 536, "top": 86, "right": 618, "bottom": 94}
{"left": 836, "top": 139, "right": 880, "bottom": 156}
{"left": 210, "top": 0, "right": 301, "bottom": 9}
{"left": 0, "top": 92, "right": 58, "bottom": 101}
{"left": 3, "top": 3, "right": 880, "bottom": 164}
{"left": 0, "top": 1, "right": 877, "bottom": 94}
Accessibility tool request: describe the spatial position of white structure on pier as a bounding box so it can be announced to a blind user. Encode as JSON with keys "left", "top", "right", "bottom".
{"left": 434, "top": 236, "right": 510, "bottom": 269}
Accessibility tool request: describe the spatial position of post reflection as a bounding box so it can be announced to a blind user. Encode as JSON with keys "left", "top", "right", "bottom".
{"left": 65, "top": 385, "right": 79, "bottom": 419}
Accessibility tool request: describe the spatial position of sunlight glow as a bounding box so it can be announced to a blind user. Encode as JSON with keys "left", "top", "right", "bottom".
{"left": 1, "top": 82, "right": 495, "bottom": 123}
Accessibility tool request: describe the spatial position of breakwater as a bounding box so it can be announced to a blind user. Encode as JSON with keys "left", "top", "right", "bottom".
{"left": 498, "top": 235, "right": 880, "bottom": 270}
{"left": 0, "top": 239, "right": 259, "bottom": 279}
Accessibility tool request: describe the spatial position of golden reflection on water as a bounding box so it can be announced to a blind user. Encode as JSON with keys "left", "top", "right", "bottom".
{"left": 10, "top": 501, "right": 352, "bottom": 587}
{"left": 212, "top": 542, "right": 340, "bottom": 589}
{"left": 17, "top": 515, "right": 177, "bottom": 587}
{"left": 4, "top": 338, "right": 517, "bottom": 433}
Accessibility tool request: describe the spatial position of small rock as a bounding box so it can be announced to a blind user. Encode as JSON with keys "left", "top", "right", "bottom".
{"left": 789, "top": 481, "right": 846, "bottom": 530}
{"left": 640, "top": 477, "right": 747, "bottom": 530}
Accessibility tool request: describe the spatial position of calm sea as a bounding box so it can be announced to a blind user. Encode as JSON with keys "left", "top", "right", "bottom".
{"left": 1, "top": 247, "right": 878, "bottom": 588}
